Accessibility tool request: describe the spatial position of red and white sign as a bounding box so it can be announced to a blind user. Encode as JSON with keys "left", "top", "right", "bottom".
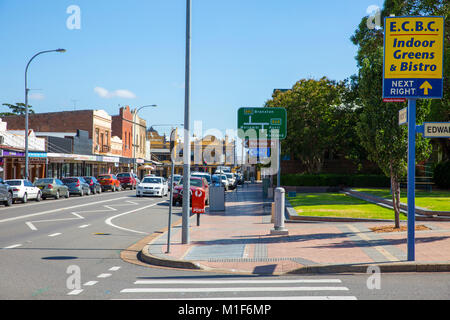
{"left": 192, "top": 189, "right": 206, "bottom": 214}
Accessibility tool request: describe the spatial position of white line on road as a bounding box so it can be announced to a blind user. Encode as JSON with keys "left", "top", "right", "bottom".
{"left": 3, "top": 244, "right": 22, "bottom": 249}
{"left": 67, "top": 289, "right": 83, "bottom": 295}
{"left": 104, "top": 200, "right": 166, "bottom": 234}
{"left": 0, "top": 197, "right": 129, "bottom": 224}
{"left": 78, "top": 224, "right": 91, "bottom": 229}
{"left": 134, "top": 279, "right": 343, "bottom": 285}
{"left": 83, "top": 281, "right": 98, "bottom": 286}
{"left": 116, "top": 296, "right": 358, "bottom": 300}
{"left": 48, "top": 233, "right": 62, "bottom": 237}
{"left": 26, "top": 212, "right": 85, "bottom": 231}
{"left": 97, "top": 273, "right": 112, "bottom": 278}
{"left": 109, "top": 266, "right": 121, "bottom": 271}
{"left": 120, "top": 286, "right": 349, "bottom": 293}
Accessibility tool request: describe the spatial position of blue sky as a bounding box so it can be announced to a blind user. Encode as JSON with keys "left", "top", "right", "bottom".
{"left": 0, "top": 0, "right": 383, "bottom": 138}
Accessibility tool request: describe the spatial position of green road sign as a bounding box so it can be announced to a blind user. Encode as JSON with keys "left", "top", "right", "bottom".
{"left": 237, "top": 107, "right": 287, "bottom": 140}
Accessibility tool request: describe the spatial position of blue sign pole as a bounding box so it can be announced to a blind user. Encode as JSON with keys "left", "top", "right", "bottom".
{"left": 407, "top": 98, "right": 416, "bottom": 261}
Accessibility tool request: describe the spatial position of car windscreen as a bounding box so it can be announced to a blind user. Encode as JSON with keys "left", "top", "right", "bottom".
{"left": 142, "top": 178, "right": 162, "bottom": 184}
{"left": 62, "top": 178, "right": 78, "bottom": 183}
{"left": 35, "top": 178, "right": 54, "bottom": 184}
{"left": 98, "top": 175, "right": 111, "bottom": 179}
{"left": 5, "top": 180, "right": 21, "bottom": 186}
{"left": 116, "top": 173, "right": 130, "bottom": 177}
{"left": 225, "top": 173, "right": 233, "bottom": 178}
{"left": 193, "top": 174, "right": 211, "bottom": 183}
{"left": 190, "top": 179, "right": 202, "bottom": 187}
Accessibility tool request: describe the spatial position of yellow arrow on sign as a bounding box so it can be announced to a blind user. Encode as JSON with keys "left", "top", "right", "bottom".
{"left": 420, "top": 81, "right": 432, "bottom": 95}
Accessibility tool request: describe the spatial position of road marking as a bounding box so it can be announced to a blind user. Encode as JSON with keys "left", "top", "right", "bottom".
{"left": 134, "top": 279, "right": 343, "bottom": 285}
{"left": 120, "top": 286, "right": 349, "bottom": 293}
{"left": 48, "top": 233, "right": 62, "bottom": 237}
{"left": 109, "top": 266, "right": 121, "bottom": 271}
{"left": 0, "top": 197, "right": 129, "bottom": 224}
{"left": 104, "top": 200, "right": 166, "bottom": 234}
{"left": 67, "top": 289, "right": 83, "bottom": 295}
{"left": 3, "top": 244, "right": 22, "bottom": 249}
{"left": 346, "top": 224, "right": 400, "bottom": 262}
{"left": 97, "top": 273, "right": 112, "bottom": 278}
{"left": 26, "top": 212, "right": 85, "bottom": 231}
{"left": 83, "top": 281, "right": 98, "bottom": 286}
{"left": 116, "top": 296, "right": 358, "bottom": 300}
{"left": 79, "top": 224, "right": 90, "bottom": 229}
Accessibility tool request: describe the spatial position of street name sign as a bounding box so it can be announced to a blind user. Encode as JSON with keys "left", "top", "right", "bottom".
{"left": 238, "top": 107, "right": 287, "bottom": 140}
{"left": 423, "top": 122, "right": 450, "bottom": 138}
{"left": 399, "top": 107, "right": 408, "bottom": 125}
{"left": 383, "top": 16, "right": 444, "bottom": 99}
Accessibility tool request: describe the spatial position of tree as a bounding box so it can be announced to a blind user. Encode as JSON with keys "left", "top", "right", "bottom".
{"left": 1, "top": 103, "right": 35, "bottom": 116}
{"left": 265, "top": 77, "right": 360, "bottom": 173}
{"left": 350, "top": 0, "right": 441, "bottom": 228}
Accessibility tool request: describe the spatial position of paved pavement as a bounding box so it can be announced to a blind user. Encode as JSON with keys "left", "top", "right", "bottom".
{"left": 140, "top": 183, "right": 450, "bottom": 275}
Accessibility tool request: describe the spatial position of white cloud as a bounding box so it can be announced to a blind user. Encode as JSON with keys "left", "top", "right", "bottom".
{"left": 29, "top": 93, "right": 45, "bottom": 100}
{"left": 94, "top": 87, "right": 136, "bottom": 99}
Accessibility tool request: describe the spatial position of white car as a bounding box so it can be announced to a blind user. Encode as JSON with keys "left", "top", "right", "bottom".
{"left": 5, "top": 179, "right": 42, "bottom": 203}
{"left": 136, "top": 176, "right": 168, "bottom": 197}
{"left": 224, "top": 172, "right": 236, "bottom": 189}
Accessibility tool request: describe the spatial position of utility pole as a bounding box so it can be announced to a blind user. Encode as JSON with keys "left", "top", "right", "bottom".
{"left": 182, "top": 0, "right": 192, "bottom": 244}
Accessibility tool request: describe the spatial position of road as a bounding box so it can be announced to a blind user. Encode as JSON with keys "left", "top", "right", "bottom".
{"left": 0, "top": 190, "right": 449, "bottom": 301}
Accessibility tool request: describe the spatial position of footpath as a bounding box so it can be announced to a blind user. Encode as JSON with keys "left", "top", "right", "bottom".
{"left": 138, "top": 182, "right": 450, "bottom": 275}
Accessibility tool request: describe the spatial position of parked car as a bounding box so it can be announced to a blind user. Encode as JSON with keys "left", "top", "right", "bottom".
{"left": 5, "top": 179, "right": 42, "bottom": 203}
{"left": 168, "top": 174, "right": 182, "bottom": 190}
{"left": 97, "top": 174, "right": 121, "bottom": 192}
{"left": 116, "top": 172, "right": 137, "bottom": 190}
{"left": 34, "top": 178, "right": 70, "bottom": 199}
{"left": 136, "top": 176, "right": 168, "bottom": 197}
{"left": 62, "top": 177, "right": 91, "bottom": 196}
{"left": 224, "top": 172, "right": 236, "bottom": 189}
{"left": 191, "top": 172, "right": 212, "bottom": 185}
{"left": 83, "top": 176, "right": 102, "bottom": 194}
{"left": 0, "top": 178, "right": 13, "bottom": 206}
{"left": 172, "top": 177, "right": 209, "bottom": 206}
{"left": 212, "top": 174, "right": 230, "bottom": 191}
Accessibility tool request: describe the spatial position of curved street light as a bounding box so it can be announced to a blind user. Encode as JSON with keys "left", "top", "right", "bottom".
{"left": 132, "top": 104, "right": 157, "bottom": 172}
{"left": 24, "top": 48, "right": 66, "bottom": 180}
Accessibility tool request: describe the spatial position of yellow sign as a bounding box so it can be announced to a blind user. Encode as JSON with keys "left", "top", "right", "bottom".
{"left": 384, "top": 16, "right": 444, "bottom": 79}
{"left": 383, "top": 16, "right": 444, "bottom": 99}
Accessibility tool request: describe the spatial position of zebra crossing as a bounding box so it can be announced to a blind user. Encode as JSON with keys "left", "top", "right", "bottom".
{"left": 117, "top": 277, "right": 357, "bottom": 300}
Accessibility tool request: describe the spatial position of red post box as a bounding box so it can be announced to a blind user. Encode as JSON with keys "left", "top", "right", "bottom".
{"left": 192, "top": 188, "right": 206, "bottom": 214}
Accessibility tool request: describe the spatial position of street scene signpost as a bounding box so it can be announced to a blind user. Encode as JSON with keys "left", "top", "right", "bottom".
{"left": 383, "top": 16, "right": 445, "bottom": 261}
{"left": 238, "top": 107, "right": 287, "bottom": 187}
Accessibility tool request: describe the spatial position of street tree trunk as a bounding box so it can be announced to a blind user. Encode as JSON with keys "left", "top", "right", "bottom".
{"left": 390, "top": 161, "right": 401, "bottom": 229}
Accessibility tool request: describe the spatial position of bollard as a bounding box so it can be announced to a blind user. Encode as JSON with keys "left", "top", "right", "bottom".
{"left": 270, "top": 187, "right": 288, "bottom": 235}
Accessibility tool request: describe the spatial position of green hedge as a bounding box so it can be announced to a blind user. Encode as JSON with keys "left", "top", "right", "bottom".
{"left": 433, "top": 161, "right": 450, "bottom": 189}
{"left": 281, "top": 174, "right": 390, "bottom": 187}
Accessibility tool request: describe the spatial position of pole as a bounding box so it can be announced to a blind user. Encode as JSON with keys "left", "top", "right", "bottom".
{"left": 407, "top": 98, "right": 416, "bottom": 261}
{"left": 182, "top": 0, "right": 192, "bottom": 244}
{"left": 277, "top": 139, "right": 281, "bottom": 188}
{"left": 166, "top": 161, "right": 175, "bottom": 253}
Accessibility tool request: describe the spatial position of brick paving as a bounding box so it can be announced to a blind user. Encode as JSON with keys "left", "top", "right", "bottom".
{"left": 145, "top": 183, "right": 450, "bottom": 275}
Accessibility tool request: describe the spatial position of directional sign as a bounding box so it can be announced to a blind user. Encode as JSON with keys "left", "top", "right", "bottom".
{"left": 383, "top": 16, "right": 444, "bottom": 99}
{"left": 238, "top": 107, "right": 287, "bottom": 140}
{"left": 423, "top": 122, "right": 450, "bottom": 138}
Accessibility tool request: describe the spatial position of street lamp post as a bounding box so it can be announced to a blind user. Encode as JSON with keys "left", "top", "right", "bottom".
{"left": 132, "top": 105, "right": 157, "bottom": 174}
{"left": 24, "top": 49, "right": 66, "bottom": 180}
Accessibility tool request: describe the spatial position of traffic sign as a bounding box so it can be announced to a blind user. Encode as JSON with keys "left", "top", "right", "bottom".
{"left": 249, "top": 148, "right": 271, "bottom": 158}
{"left": 383, "top": 16, "right": 444, "bottom": 99}
{"left": 237, "top": 107, "right": 287, "bottom": 140}
{"left": 423, "top": 122, "right": 450, "bottom": 138}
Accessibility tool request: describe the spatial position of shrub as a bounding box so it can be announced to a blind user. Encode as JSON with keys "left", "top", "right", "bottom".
{"left": 433, "top": 161, "right": 450, "bottom": 189}
{"left": 281, "top": 173, "right": 390, "bottom": 187}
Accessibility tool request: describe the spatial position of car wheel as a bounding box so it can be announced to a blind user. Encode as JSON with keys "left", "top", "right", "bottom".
{"left": 55, "top": 191, "right": 60, "bottom": 199}
{"left": 87, "top": 188, "right": 91, "bottom": 196}
{"left": 36, "top": 192, "right": 42, "bottom": 202}
{"left": 65, "top": 191, "right": 70, "bottom": 199}
{"left": 80, "top": 189, "right": 84, "bottom": 197}
{"left": 5, "top": 192, "right": 12, "bottom": 207}
{"left": 112, "top": 186, "right": 116, "bottom": 192}
{"left": 22, "top": 193, "right": 28, "bottom": 203}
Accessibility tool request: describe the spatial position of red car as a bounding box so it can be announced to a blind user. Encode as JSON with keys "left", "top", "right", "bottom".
{"left": 172, "top": 177, "right": 209, "bottom": 207}
{"left": 116, "top": 172, "right": 137, "bottom": 190}
{"left": 97, "top": 174, "right": 121, "bottom": 192}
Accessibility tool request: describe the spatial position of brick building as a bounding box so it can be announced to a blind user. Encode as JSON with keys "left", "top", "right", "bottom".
{"left": 112, "top": 105, "right": 133, "bottom": 159}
